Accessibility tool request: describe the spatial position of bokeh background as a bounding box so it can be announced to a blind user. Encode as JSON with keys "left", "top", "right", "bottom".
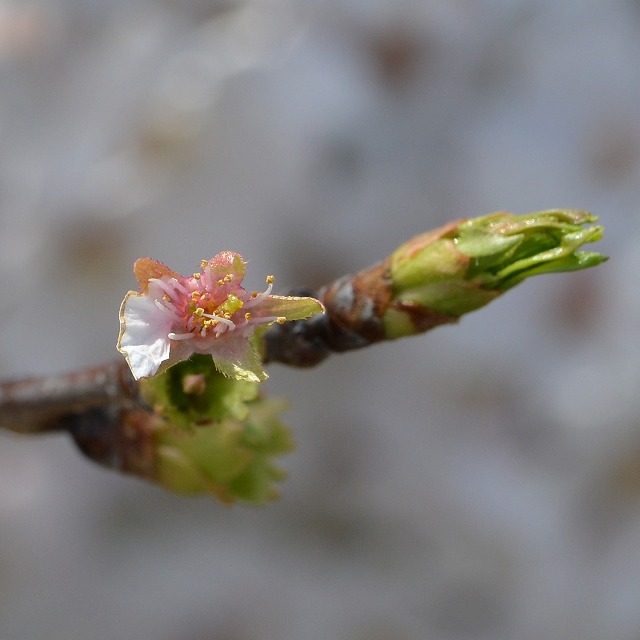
{"left": 1, "top": 1, "right": 639, "bottom": 638}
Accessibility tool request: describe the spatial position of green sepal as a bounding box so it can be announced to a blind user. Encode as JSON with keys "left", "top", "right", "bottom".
{"left": 140, "top": 354, "right": 259, "bottom": 430}
{"left": 140, "top": 353, "right": 294, "bottom": 504}
{"left": 258, "top": 295, "right": 325, "bottom": 320}
{"left": 154, "top": 395, "right": 294, "bottom": 504}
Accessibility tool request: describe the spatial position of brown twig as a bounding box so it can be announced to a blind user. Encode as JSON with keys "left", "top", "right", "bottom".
{"left": 0, "top": 258, "right": 455, "bottom": 438}
{"left": 0, "top": 361, "right": 141, "bottom": 435}
{"left": 262, "top": 258, "right": 455, "bottom": 367}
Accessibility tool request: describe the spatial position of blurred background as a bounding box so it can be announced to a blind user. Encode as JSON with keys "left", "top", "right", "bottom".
{"left": 0, "top": 0, "right": 639, "bottom": 638}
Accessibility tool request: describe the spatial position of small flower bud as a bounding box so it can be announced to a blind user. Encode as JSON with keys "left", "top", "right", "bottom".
{"left": 384, "top": 209, "right": 606, "bottom": 338}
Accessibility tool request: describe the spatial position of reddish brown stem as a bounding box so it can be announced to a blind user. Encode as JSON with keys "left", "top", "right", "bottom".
{"left": 0, "top": 263, "right": 453, "bottom": 435}
{"left": 0, "top": 361, "right": 140, "bottom": 434}
{"left": 262, "top": 258, "right": 455, "bottom": 367}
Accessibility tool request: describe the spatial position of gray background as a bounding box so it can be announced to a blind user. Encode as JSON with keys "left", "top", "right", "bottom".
{"left": 0, "top": 1, "right": 638, "bottom": 638}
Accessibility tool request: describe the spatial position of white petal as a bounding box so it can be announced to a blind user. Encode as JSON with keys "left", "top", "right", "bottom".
{"left": 117, "top": 292, "right": 174, "bottom": 379}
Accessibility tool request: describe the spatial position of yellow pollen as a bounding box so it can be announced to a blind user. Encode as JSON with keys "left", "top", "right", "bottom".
{"left": 163, "top": 294, "right": 171, "bottom": 302}
{"left": 276, "top": 316, "right": 286, "bottom": 324}
{"left": 266, "top": 275, "right": 275, "bottom": 285}
{"left": 195, "top": 307, "right": 204, "bottom": 317}
{"left": 245, "top": 312, "right": 252, "bottom": 320}
{"left": 217, "top": 279, "right": 224, "bottom": 287}
{"left": 193, "top": 273, "right": 201, "bottom": 279}
{"left": 223, "top": 275, "right": 232, "bottom": 283}
{"left": 250, "top": 291, "right": 258, "bottom": 298}
{"left": 200, "top": 260, "right": 208, "bottom": 268}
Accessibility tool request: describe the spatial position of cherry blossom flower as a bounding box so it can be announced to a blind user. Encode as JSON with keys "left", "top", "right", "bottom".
{"left": 117, "top": 252, "right": 324, "bottom": 382}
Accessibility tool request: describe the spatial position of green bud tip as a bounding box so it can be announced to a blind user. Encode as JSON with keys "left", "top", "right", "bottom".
{"left": 384, "top": 209, "right": 606, "bottom": 337}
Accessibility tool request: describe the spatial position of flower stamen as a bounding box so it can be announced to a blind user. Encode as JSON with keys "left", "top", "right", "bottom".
{"left": 168, "top": 332, "right": 196, "bottom": 340}
{"left": 150, "top": 278, "right": 181, "bottom": 300}
{"left": 170, "top": 278, "right": 189, "bottom": 296}
{"left": 202, "top": 313, "right": 235, "bottom": 329}
{"left": 245, "top": 275, "right": 274, "bottom": 308}
{"left": 154, "top": 299, "right": 184, "bottom": 323}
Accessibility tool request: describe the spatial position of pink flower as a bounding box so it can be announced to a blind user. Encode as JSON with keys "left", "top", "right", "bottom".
{"left": 117, "top": 252, "right": 324, "bottom": 382}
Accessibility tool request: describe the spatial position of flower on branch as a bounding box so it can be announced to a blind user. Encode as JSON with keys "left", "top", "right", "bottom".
{"left": 117, "top": 252, "right": 324, "bottom": 382}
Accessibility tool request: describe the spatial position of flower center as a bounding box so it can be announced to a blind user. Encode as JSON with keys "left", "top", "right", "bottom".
{"left": 156, "top": 265, "right": 278, "bottom": 342}
{"left": 188, "top": 289, "right": 246, "bottom": 337}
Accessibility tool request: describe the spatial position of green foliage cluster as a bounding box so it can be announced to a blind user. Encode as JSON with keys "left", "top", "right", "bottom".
{"left": 140, "top": 355, "right": 294, "bottom": 504}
